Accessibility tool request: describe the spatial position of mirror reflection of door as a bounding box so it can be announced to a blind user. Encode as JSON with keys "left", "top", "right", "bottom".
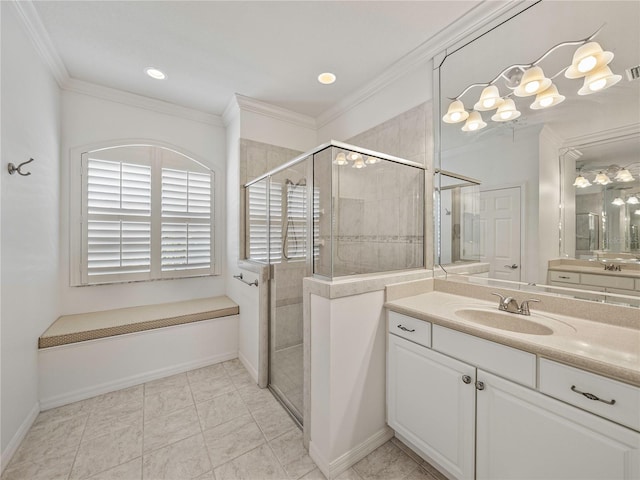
{"left": 477, "top": 186, "right": 522, "bottom": 282}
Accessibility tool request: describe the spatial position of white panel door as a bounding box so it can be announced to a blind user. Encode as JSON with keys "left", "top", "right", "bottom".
{"left": 476, "top": 370, "right": 640, "bottom": 480}
{"left": 387, "top": 334, "right": 476, "bottom": 480}
{"left": 478, "top": 187, "right": 521, "bottom": 281}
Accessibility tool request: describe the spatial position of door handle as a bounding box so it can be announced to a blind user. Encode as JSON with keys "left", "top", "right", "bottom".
{"left": 504, "top": 264, "right": 519, "bottom": 269}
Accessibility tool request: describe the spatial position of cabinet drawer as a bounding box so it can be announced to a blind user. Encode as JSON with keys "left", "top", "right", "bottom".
{"left": 549, "top": 271, "right": 580, "bottom": 284}
{"left": 539, "top": 358, "right": 640, "bottom": 431}
{"left": 636, "top": 278, "right": 640, "bottom": 291}
{"left": 432, "top": 325, "right": 536, "bottom": 388}
{"left": 581, "top": 273, "right": 635, "bottom": 290}
{"left": 388, "top": 311, "right": 431, "bottom": 347}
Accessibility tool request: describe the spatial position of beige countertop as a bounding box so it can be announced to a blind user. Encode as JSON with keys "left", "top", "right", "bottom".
{"left": 385, "top": 291, "right": 640, "bottom": 387}
{"left": 548, "top": 264, "right": 640, "bottom": 280}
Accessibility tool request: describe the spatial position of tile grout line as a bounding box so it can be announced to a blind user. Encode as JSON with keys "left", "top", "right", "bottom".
{"left": 66, "top": 403, "right": 92, "bottom": 480}
{"left": 187, "top": 368, "right": 216, "bottom": 479}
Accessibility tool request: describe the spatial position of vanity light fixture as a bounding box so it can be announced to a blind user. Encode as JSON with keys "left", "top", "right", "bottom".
{"left": 573, "top": 174, "right": 591, "bottom": 188}
{"left": 318, "top": 72, "right": 337, "bottom": 85}
{"left": 614, "top": 168, "right": 634, "bottom": 182}
{"left": 565, "top": 42, "right": 614, "bottom": 79}
{"left": 474, "top": 86, "right": 504, "bottom": 111}
{"left": 612, "top": 197, "right": 626, "bottom": 206}
{"left": 635, "top": 210, "right": 640, "bottom": 216}
{"left": 491, "top": 99, "right": 521, "bottom": 122}
{"left": 442, "top": 27, "right": 621, "bottom": 134}
{"left": 145, "top": 67, "right": 166, "bottom": 80}
{"left": 578, "top": 66, "right": 621, "bottom": 95}
{"left": 514, "top": 67, "right": 552, "bottom": 97}
{"left": 594, "top": 172, "right": 612, "bottom": 185}
{"left": 462, "top": 111, "right": 487, "bottom": 131}
{"left": 365, "top": 156, "right": 380, "bottom": 165}
{"left": 626, "top": 195, "right": 640, "bottom": 205}
{"left": 333, "top": 152, "right": 348, "bottom": 166}
{"left": 530, "top": 84, "right": 565, "bottom": 109}
{"left": 443, "top": 100, "right": 469, "bottom": 124}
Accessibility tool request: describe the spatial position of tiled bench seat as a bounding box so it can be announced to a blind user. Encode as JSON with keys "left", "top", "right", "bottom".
{"left": 39, "top": 296, "right": 239, "bottom": 348}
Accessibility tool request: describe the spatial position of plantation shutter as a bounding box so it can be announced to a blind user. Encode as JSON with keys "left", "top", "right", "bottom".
{"left": 284, "top": 185, "right": 306, "bottom": 259}
{"left": 161, "top": 168, "right": 212, "bottom": 271}
{"left": 86, "top": 158, "right": 151, "bottom": 278}
{"left": 247, "top": 181, "right": 269, "bottom": 262}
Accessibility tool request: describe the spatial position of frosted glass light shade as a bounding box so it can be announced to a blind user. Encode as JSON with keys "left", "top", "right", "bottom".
{"left": 474, "top": 86, "right": 504, "bottom": 111}
{"left": 365, "top": 156, "right": 380, "bottom": 165}
{"left": 333, "top": 152, "right": 348, "bottom": 165}
{"left": 615, "top": 168, "right": 634, "bottom": 182}
{"left": 578, "top": 66, "right": 621, "bottom": 95}
{"left": 443, "top": 100, "right": 469, "bottom": 123}
{"left": 565, "top": 42, "right": 614, "bottom": 79}
{"left": 352, "top": 157, "right": 366, "bottom": 169}
{"left": 530, "top": 84, "right": 565, "bottom": 110}
{"left": 594, "top": 172, "right": 612, "bottom": 185}
{"left": 612, "top": 197, "right": 625, "bottom": 206}
{"left": 461, "top": 111, "right": 487, "bottom": 132}
{"left": 627, "top": 195, "right": 640, "bottom": 205}
{"left": 514, "top": 67, "right": 552, "bottom": 97}
{"left": 573, "top": 175, "right": 591, "bottom": 188}
{"left": 491, "top": 99, "right": 521, "bottom": 122}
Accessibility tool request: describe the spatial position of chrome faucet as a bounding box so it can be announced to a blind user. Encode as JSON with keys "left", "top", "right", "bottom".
{"left": 491, "top": 293, "right": 540, "bottom": 316}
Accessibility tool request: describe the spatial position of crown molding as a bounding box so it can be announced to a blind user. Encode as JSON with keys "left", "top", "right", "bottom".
{"left": 63, "top": 78, "right": 224, "bottom": 127}
{"left": 562, "top": 123, "right": 640, "bottom": 148}
{"left": 222, "top": 95, "right": 241, "bottom": 127}
{"left": 316, "top": 1, "right": 525, "bottom": 129}
{"left": 11, "top": 0, "right": 70, "bottom": 86}
{"left": 234, "top": 94, "right": 316, "bottom": 130}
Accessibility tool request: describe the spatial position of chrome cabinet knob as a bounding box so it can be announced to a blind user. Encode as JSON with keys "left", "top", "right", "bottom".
{"left": 476, "top": 381, "right": 485, "bottom": 391}
{"left": 462, "top": 375, "right": 472, "bottom": 384}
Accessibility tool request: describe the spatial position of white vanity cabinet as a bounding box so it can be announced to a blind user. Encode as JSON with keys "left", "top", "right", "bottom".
{"left": 387, "top": 333, "right": 476, "bottom": 480}
{"left": 386, "top": 311, "right": 640, "bottom": 480}
{"left": 476, "top": 370, "right": 640, "bottom": 480}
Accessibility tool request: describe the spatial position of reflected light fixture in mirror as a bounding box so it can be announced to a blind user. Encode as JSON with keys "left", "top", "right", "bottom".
{"left": 443, "top": 100, "right": 469, "bottom": 123}
{"left": 612, "top": 196, "right": 626, "bottom": 206}
{"left": 594, "top": 171, "right": 612, "bottom": 185}
{"left": 627, "top": 195, "right": 640, "bottom": 205}
{"left": 573, "top": 174, "right": 592, "bottom": 188}
{"left": 462, "top": 111, "right": 487, "bottom": 131}
{"left": 333, "top": 152, "right": 348, "bottom": 166}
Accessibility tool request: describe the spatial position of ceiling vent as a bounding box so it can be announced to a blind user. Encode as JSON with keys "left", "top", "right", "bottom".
{"left": 626, "top": 65, "right": 640, "bottom": 81}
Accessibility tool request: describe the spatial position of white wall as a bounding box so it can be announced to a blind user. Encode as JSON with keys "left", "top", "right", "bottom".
{"left": 317, "top": 62, "right": 432, "bottom": 144}
{"left": 1, "top": 2, "right": 61, "bottom": 463}
{"left": 59, "top": 90, "right": 227, "bottom": 314}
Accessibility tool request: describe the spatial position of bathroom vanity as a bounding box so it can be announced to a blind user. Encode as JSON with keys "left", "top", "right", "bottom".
{"left": 384, "top": 286, "right": 640, "bottom": 480}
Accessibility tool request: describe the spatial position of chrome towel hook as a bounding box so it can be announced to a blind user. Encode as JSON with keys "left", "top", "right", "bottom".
{"left": 8, "top": 158, "right": 35, "bottom": 176}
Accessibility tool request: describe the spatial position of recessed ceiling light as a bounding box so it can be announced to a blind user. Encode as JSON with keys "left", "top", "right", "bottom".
{"left": 318, "top": 72, "right": 336, "bottom": 85}
{"left": 145, "top": 67, "right": 166, "bottom": 80}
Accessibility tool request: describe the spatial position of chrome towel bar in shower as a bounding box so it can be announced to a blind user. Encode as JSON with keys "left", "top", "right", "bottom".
{"left": 233, "top": 273, "right": 258, "bottom": 287}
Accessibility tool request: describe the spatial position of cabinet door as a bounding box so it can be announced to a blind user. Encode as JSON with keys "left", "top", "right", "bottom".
{"left": 387, "top": 334, "right": 476, "bottom": 480}
{"left": 476, "top": 370, "right": 640, "bottom": 480}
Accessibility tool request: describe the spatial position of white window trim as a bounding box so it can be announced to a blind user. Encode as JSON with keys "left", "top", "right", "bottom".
{"left": 69, "top": 139, "right": 220, "bottom": 286}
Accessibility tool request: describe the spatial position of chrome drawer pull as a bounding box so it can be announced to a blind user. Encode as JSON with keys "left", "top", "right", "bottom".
{"left": 558, "top": 275, "right": 571, "bottom": 279}
{"left": 397, "top": 324, "right": 415, "bottom": 333}
{"left": 570, "top": 385, "right": 616, "bottom": 405}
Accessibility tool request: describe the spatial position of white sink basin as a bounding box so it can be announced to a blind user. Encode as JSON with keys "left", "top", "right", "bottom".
{"left": 455, "top": 308, "right": 554, "bottom": 336}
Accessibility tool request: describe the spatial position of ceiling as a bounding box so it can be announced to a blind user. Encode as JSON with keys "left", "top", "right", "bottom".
{"left": 32, "top": 1, "right": 480, "bottom": 118}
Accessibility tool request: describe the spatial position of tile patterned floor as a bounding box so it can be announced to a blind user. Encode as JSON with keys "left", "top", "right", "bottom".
{"left": 2, "top": 359, "right": 446, "bottom": 480}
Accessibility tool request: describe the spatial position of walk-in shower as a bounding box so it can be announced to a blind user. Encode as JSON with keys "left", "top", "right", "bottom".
{"left": 244, "top": 141, "right": 425, "bottom": 423}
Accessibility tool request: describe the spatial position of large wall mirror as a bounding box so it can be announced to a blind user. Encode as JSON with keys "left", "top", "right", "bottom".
{"left": 435, "top": 0, "right": 640, "bottom": 306}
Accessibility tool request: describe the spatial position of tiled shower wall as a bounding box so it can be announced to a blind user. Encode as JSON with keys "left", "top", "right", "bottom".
{"left": 339, "top": 101, "right": 433, "bottom": 273}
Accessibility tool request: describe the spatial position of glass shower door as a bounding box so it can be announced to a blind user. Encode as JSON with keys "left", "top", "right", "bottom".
{"left": 267, "top": 159, "right": 310, "bottom": 423}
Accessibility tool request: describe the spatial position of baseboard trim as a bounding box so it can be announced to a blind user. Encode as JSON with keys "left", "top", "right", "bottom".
{"left": 310, "top": 426, "right": 394, "bottom": 479}
{"left": 1, "top": 402, "right": 39, "bottom": 474}
{"left": 237, "top": 350, "right": 259, "bottom": 383}
{"left": 39, "top": 351, "right": 237, "bottom": 411}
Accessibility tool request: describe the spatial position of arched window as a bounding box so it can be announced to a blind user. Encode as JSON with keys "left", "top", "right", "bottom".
{"left": 71, "top": 143, "right": 216, "bottom": 285}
